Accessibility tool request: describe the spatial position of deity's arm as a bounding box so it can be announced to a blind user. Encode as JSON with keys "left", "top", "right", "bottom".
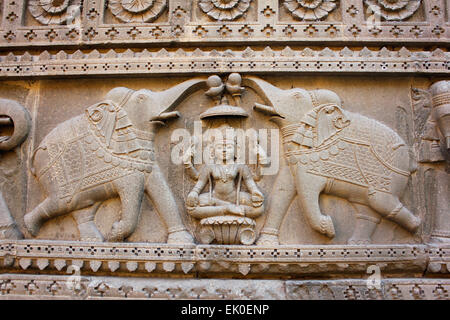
{"left": 187, "top": 205, "right": 231, "bottom": 219}
{"left": 190, "top": 166, "right": 210, "bottom": 195}
{"left": 184, "top": 162, "right": 199, "bottom": 180}
{"left": 241, "top": 165, "right": 261, "bottom": 194}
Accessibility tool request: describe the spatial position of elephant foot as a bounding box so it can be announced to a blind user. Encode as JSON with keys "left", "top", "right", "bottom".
{"left": 408, "top": 215, "right": 422, "bottom": 233}
{"left": 320, "top": 215, "right": 335, "bottom": 238}
{"left": 0, "top": 224, "right": 23, "bottom": 240}
{"left": 256, "top": 232, "right": 279, "bottom": 246}
{"left": 429, "top": 236, "right": 450, "bottom": 244}
{"left": 388, "top": 205, "right": 421, "bottom": 233}
{"left": 106, "top": 221, "right": 127, "bottom": 242}
{"left": 348, "top": 214, "right": 379, "bottom": 245}
{"left": 348, "top": 238, "right": 371, "bottom": 245}
{"left": 78, "top": 221, "right": 104, "bottom": 242}
{"left": 24, "top": 212, "right": 42, "bottom": 237}
{"left": 167, "top": 229, "right": 194, "bottom": 244}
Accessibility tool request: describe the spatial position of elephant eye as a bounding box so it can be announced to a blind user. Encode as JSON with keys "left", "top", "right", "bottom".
{"left": 137, "top": 94, "right": 147, "bottom": 102}
{"left": 91, "top": 110, "right": 103, "bottom": 122}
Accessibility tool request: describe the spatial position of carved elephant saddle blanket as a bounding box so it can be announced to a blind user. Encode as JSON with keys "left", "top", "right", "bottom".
{"left": 35, "top": 101, "right": 155, "bottom": 201}
{"left": 283, "top": 104, "right": 411, "bottom": 193}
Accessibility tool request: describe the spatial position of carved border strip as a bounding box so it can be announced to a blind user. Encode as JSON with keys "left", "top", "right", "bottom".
{"left": 0, "top": 274, "right": 448, "bottom": 299}
{"left": 0, "top": 47, "right": 448, "bottom": 78}
{"left": 285, "top": 279, "right": 450, "bottom": 300}
{"left": 0, "top": 241, "right": 430, "bottom": 276}
{"left": 427, "top": 244, "right": 450, "bottom": 273}
{"left": 0, "top": 0, "right": 448, "bottom": 47}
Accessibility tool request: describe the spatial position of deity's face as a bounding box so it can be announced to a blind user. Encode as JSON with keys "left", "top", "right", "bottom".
{"left": 213, "top": 140, "right": 235, "bottom": 163}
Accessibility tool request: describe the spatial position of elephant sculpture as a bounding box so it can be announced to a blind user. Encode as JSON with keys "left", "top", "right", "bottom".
{"left": 24, "top": 79, "right": 207, "bottom": 243}
{"left": 0, "top": 99, "right": 31, "bottom": 239}
{"left": 244, "top": 77, "right": 421, "bottom": 245}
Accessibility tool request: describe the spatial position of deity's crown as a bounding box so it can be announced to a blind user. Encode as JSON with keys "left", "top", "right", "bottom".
{"left": 204, "top": 123, "right": 237, "bottom": 146}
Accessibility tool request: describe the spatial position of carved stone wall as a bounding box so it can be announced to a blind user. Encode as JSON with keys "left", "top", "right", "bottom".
{"left": 0, "top": 0, "right": 448, "bottom": 300}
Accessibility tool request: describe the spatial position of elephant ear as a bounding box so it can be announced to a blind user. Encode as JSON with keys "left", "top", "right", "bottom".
{"left": 86, "top": 100, "right": 133, "bottom": 148}
{"left": 315, "top": 104, "right": 350, "bottom": 147}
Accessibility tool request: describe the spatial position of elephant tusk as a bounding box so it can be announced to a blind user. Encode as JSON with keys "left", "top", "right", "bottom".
{"left": 152, "top": 111, "right": 181, "bottom": 121}
{"left": 148, "top": 120, "right": 166, "bottom": 127}
{"left": 253, "top": 103, "right": 280, "bottom": 117}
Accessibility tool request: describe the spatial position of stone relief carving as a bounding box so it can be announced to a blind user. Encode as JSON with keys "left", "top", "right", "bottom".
{"left": 0, "top": 0, "right": 447, "bottom": 302}
{"left": 412, "top": 81, "right": 450, "bottom": 167}
{"left": 246, "top": 77, "right": 421, "bottom": 245}
{"left": 184, "top": 74, "right": 265, "bottom": 245}
{"left": 23, "top": 80, "right": 212, "bottom": 243}
{"left": 412, "top": 87, "right": 442, "bottom": 164}
{"left": 185, "top": 124, "right": 265, "bottom": 245}
{"left": 364, "top": 0, "right": 422, "bottom": 21}
{"left": 0, "top": 0, "right": 445, "bottom": 46}
{"left": 283, "top": 0, "right": 338, "bottom": 21}
{"left": 0, "top": 99, "right": 32, "bottom": 240}
{"left": 108, "top": 0, "right": 167, "bottom": 23}
{"left": 198, "top": 0, "right": 252, "bottom": 21}
{"left": 28, "top": 0, "right": 82, "bottom": 25}
{"left": 412, "top": 81, "right": 450, "bottom": 244}
{"left": 430, "top": 81, "right": 450, "bottom": 163}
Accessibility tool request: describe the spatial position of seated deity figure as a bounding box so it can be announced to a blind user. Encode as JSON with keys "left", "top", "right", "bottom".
{"left": 185, "top": 124, "right": 264, "bottom": 244}
{"left": 186, "top": 125, "right": 264, "bottom": 218}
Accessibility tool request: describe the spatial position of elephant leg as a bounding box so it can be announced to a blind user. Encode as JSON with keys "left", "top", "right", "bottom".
{"left": 72, "top": 202, "right": 104, "bottom": 242}
{"left": 295, "top": 168, "right": 335, "bottom": 238}
{"left": 145, "top": 166, "right": 194, "bottom": 244}
{"left": 367, "top": 189, "right": 421, "bottom": 233}
{"left": 257, "top": 165, "right": 296, "bottom": 246}
{"left": 108, "top": 172, "right": 145, "bottom": 242}
{"left": 24, "top": 196, "right": 65, "bottom": 236}
{"left": 348, "top": 203, "right": 381, "bottom": 245}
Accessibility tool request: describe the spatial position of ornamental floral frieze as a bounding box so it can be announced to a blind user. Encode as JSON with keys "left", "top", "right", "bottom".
{"left": 364, "top": 0, "right": 422, "bottom": 21}
{"left": 198, "top": 0, "right": 252, "bottom": 21}
{"left": 283, "top": 0, "right": 339, "bottom": 21}
{"left": 0, "top": 0, "right": 445, "bottom": 47}
{"left": 108, "top": 0, "right": 167, "bottom": 23}
{"left": 28, "top": 0, "right": 82, "bottom": 25}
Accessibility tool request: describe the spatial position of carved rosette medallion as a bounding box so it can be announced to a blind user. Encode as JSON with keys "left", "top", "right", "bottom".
{"left": 283, "top": 0, "right": 338, "bottom": 21}
{"left": 108, "top": 0, "right": 167, "bottom": 23}
{"left": 199, "top": 0, "right": 252, "bottom": 21}
{"left": 364, "top": 0, "right": 422, "bottom": 21}
{"left": 28, "top": 0, "right": 82, "bottom": 25}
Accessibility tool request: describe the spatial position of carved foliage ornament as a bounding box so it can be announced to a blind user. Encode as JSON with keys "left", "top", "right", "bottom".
{"left": 108, "top": 0, "right": 167, "bottom": 23}
{"left": 364, "top": 0, "right": 422, "bottom": 21}
{"left": 283, "top": 0, "right": 338, "bottom": 21}
{"left": 29, "top": 0, "right": 82, "bottom": 25}
{"left": 199, "top": 0, "right": 252, "bottom": 21}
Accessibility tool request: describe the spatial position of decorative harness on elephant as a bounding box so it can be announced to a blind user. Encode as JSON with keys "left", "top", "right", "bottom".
{"left": 282, "top": 103, "right": 410, "bottom": 194}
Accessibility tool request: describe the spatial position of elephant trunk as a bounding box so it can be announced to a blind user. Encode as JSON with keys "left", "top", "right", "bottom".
{"left": 154, "top": 78, "right": 207, "bottom": 115}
